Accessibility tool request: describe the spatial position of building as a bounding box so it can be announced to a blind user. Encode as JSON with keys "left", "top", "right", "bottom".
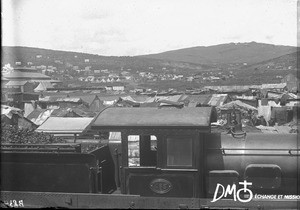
{"left": 261, "top": 83, "right": 287, "bottom": 92}
{"left": 281, "top": 73, "right": 299, "bottom": 92}
{"left": 3, "top": 71, "right": 51, "bottom": 82}
{"left": 4, "top": 81, "right": 35, "bottom": 92}
{"left": 105, "top": 85, "right": 125, "bottom": 91}
{"left": 2, "top": 67, "right": 61, "bottom": 88}
{"left": 35, "top": 117, "right": 95, "bottom": 140}
{"left": 34, "top": 82, "right": 54, "bottom": 92}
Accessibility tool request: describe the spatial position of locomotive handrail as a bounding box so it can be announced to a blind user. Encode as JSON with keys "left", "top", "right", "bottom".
{"left": 1, "top": 143, "right": 81, "bottom": 147}
{"left": 160, "top": 168, "right": 198, "bottom": 172}
{"left": 0, "top": 148, "right": 80, "bottom": 153}
{"left": 0, "top": 143, "right": 82, "bottom": 153}
{"left": 209, "top": 148, "right": 300, "bottom": 156}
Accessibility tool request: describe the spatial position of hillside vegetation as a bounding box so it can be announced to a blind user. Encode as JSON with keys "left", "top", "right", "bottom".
{"left": 140, "top": 42, "right": 297, "bottom": 66}
{"left": 1, "top": 43, "right": 298, "bottom": 88}
{"left": 1, "top": 46, "right": 211, "bottom": 72}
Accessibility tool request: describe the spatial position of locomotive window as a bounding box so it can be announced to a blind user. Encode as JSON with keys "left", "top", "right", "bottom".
{"left": 244, "top": 164, "right": 282, "bottom": 189}
{"left": 166, "top": 137, "right": 193, "bottom": 167}
{"left": 128, "top": 135, "right": 140, "bottom": 167}
{"left": 128, "top": 135, "right": 157, "bottom": 167}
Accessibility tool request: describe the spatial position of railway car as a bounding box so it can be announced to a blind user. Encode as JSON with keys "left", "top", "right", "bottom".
{"left": 1, "top": 107, "right": 299, "bottom": 209}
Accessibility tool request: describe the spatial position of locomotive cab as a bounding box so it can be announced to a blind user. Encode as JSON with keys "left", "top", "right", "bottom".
{"left": 91, "top": 107, "right": 217, "bottom": 198}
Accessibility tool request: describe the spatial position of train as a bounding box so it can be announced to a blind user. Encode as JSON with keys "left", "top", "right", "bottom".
{"left": 1, "top": 107, "right": 299, "bottom": 209}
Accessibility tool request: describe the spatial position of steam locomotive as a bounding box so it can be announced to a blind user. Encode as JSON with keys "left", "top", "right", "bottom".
{"left": 1, "top": 107, "right": 299, "bottom": 209}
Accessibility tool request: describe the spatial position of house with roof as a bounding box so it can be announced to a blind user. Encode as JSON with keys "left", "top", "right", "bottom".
{"left": 281, "top": 73, "right": 299, "bottom": 92}
{"left": 38, "top": 95, "right": 66, "bottom": 109}
{"left": 2, "top": 71, "right": 52, "bottom": 82}
{"left": 38, "top": 95, "right": 86, "bottom": 109}
{"left": 1, "top": 77, "right": 10, "bottom": 88}
{"left": 232, "top": 95, "right": 258, "bottom": 107}
{"left": 2, "top": 67, "right": 61, "bottom": 90}
{"left": 13, "top": 67, "right": 39, "bottom": 72}
{"left": 99, "top": 95, "right": 120, "bottom": 106}
{"left": 203, "top": 85, "right": 256, "bottom": 95}
{"left": 219, "top": 100, "right": 258, "bottom": 112}
{"left": 78, "top": 95, "right": 104, "bottom": 112}
{"left": 27, "top": 109, "right": 54, "bottom": 126}
{"left": 105, "top": 85, "right": 125, "bottom": 91}
{"left": 56, "top": 97, "right": 86, "bottom": 108}
{"left": 51, "top": 108, "right": 83, "bottom": 117}
{"left": 154, "top": 94, "right": 189, "bottom": 107}
{"left": 4, "top": 92, "right": 39, "bottom": 110}
{"left": 4, "top": 80, "right": 35, "bottom": 92}
{"left": 27, "top": 107, "right": 85, "bottom": 126}
{"left": 34, "top": 81, "right": 54, "bottom": 92}
{"left": 261, "top": 83, "right": 287, "bottom": 92}
{"left": 35, "top": 117, "right": 95, "bottom": 140}
{"left": 1, "top": 104, "right": 37, "bottom": 130}
{"left": 187, "top": 94, "right": 212, "bottom": 107}
{"left": 207, "top": 94, "right": 231, "bottom": 107}
{"left": 37, "top": 94, "right": 103, "bottom": 113}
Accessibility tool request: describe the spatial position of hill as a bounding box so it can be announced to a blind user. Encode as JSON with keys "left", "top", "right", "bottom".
{"left": 1, "top": 46, "right": 212, "bottom": 72}
{"left": 140, "top": 42, "right": 297, "bottom": 66}
{"left": 1, "top": 44, "right": 299, "bottom": 90}
{"left": 245, "top": 51, "right": 298, "bottom": 71}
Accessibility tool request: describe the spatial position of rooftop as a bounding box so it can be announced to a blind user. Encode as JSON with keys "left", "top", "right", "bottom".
{"left": 91, "top": 107, "right": 216, "bottom": 129}
{"left": 5, "top": 80, "right": 29, "bottom": 86}
{"left": 2, "top": 72, "right": 51, "bottom": 80}
{"left": 36, "top": 117, "right": 94, "bottom": 134}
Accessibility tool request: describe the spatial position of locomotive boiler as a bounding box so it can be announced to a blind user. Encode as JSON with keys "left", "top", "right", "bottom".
{"left": 1, "top": 107, "right": 299, "bottom": 209}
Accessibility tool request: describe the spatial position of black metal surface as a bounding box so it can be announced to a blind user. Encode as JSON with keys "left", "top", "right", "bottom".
{"left": 0, "top": 119, "right": 299, "bottom": 209}
{"left": 0, "top": 152, "right": 98, "bottom": 193}
{"left": 126, "top": 171, "right": 195, "bottom": 197}
{"left": 205, "top": 133, "right": 299, "bottom": 196}
{"left": 1, "top": 191, "right": 299, "bottom": 209}
{"left": 89, "top": 145, "right": 117, "bottom": 193}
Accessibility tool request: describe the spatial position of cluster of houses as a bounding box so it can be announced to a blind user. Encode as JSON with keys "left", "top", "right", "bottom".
{"left": 1, "top": 63, "right": 299, "bottom": 141}
{"left": 2, "top": 78, "right": 299, "bottom": 141}
{"left": 11, "top": 60, "right": 237, "bottom": 84}
{"left": 74, "top": 70, "right": 228, "bottom": 84}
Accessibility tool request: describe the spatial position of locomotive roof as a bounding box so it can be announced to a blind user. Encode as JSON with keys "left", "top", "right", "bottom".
{"left": 91, "top": 107, "right": 216, "bottom": 129}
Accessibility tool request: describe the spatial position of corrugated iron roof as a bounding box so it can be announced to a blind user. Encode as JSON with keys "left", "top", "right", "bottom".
{"left": 56, "top": 97, "right": 82, "bottom": 102}
{"left": 131, "top": 95, "right": 151, "bottom": 102}
{"left": 36, "top": 117, "right": 94, "bottom": 133}
{"left": 208, "top": 94, "right": 228, "bottom": 107}
{"left": 51, "top": 108, "right": 81, "bottom": 117}
{"left": 79, "top": 95, "right": 100, "bottom": 105}
{"left": 27, "top": 109, "right": 53, "bottom": 125}
{"left": 261, "top": 83, "right": 287, "bottom": 89}
{"left": 1, "top": 105, "right": 23, "bottom": 119}
{"left": 220, "top": 100, "right": 257, "bottom": 111}
{"left": 34, "top": 81, "right": 54, "bottom": 92}
{"left": 204, "top": 85, "right": 260, "bottom": 92}
{"left": 91, "top": 107, "right": 215, "bottom": 128}
{"left": 5, "top": 80, "right": 28, "bottom": 86}
{"left": 157, "top": 98, "right": 184, "bottom": 106}
{"left": 3, "top": 72, "right": 51, "bottom": 79}
{"left": 39, "top": 95, "right": 68, "bottom": 102}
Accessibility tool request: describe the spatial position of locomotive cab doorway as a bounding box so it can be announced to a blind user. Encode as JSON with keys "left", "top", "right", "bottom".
{"left": 127, "top": 134, "right": 157, "bottom": 167}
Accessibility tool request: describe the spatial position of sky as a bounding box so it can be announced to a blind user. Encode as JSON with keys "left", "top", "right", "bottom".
{"left": 1, "top": 0, "right": 298, "bottom": 56}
